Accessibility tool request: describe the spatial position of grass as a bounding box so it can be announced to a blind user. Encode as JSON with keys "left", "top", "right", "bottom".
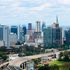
{"left": 37, "top": 64, "right": 44, "bottom": 67}
{"left": 49, "top": 60, "right": 70, "bottom": 70}
{"left": 37, "top": 60, "right": 70, "bottom": 70}
{"left": 49, "top": 60, "right": 65, "bottom": 66}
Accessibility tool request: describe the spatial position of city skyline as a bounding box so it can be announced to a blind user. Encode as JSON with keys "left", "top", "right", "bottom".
{"left": 0, "top": 0, "right": 70, "bottom": 26}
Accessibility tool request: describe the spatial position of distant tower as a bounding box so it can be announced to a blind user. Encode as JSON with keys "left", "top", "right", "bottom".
{"left": 11, "top": 26, "right": 18, "bottom": 35}
{"left": 36, "top": 21, "right": 41, "bottom": 32}
{"left": 52, "top": 16, "right": 59, "bottom": 28}
{"left": 28, "top": 23, "right": 32, "bottom": 30}
{"left": 42, "top": 22, "right": 46, "bottom": 31}
{"left": 23, "top": 26, "right": 27, "bottom": 35}
{"left": 0, "top": 25, "right": 10, "bottom": 48}
{"left": 56, "top": 16, "right": 59, "bottom": 24}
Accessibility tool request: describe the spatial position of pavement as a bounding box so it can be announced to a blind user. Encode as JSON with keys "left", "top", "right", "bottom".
{"left": 9, "top": 52, "right": 59, "bottom": 67}
{"left": 0, "top": 51, "right": 60, "bottom": 69}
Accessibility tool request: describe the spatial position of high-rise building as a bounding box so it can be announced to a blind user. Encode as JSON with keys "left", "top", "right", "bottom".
{"left": 27, "top": 23, "right": 34, "bottom": 43}
{"left": 42, "top": 22, "right": 46, "bottom": 31}
{"left": 36, "top": 21, "right": 41, "bottom": 32}
{"left": 65, "top": 29, "right": 70, "bottom": 45}
{"left": 34, "top": 21, "right": 42, "bottom": 39}
{"left": 0, "top": 25, "right": 10, "bottom": 48}
{"left": 52, "top": 23, "right": 62, "bottom": 47}
{"left": 28, "top": 23, "right": 32, "bottom": 30}
{"left": 9, "top": 33, "right": 18, "bottom": 46}
{"left": 43, "top": 27, "right": 53, "bottom": 47}
{"left": 0, "top": 26, "right": 3, "bottom": 41}
{"left": 23, "top": 26, "right": 27, "bottom": 35}
{"left": 19, "top": 26, "right": 25, "bottom": 43}
{"left": 27, "top": 23, "right": 32, "bottom": 35}
{"left": 43, "top": 17, "right": 62, "bottom": 48}
{"left": 11, "top": 26, "right": 18, "bottom": 35}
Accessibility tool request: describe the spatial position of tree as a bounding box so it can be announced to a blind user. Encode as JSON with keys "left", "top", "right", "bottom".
{"left": 63, "top": 55, "right": 69, "bottom": 61}
{"left": 38, "top": 64, "right": 50, "bottom": 70}
{"left": 0, "top": 47, "right": 7, "bottom": 52}
{"left": 0, "top": 52, "right": 9, "bottom": 61}
{"left": 33, "top": 58, "right": 41, "bottom": 65}
{"left": 50, "top": 64, "right": 59, "bottom": 70}
{"left": 58, "top": 51, "right": 70, "bottom": 62}
{"left": 58, "top": 52, "right": 63, "bottom": 61}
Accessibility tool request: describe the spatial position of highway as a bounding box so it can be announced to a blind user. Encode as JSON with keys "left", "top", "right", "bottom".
{"left": 9, "top": 52, "right": 60, "bottom": 67}
{"left": 0, "top": 49, "right": 70, "bottom": 70}
{"left": 0, "top": 51, "right": 60, "bottom": 70}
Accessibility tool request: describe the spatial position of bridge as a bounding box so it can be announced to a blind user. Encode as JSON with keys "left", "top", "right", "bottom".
{"left": 0, "top": 52, "right": 60, "bottom": 70}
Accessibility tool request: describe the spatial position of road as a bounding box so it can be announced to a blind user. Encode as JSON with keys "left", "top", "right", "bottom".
{"left": 1, "top": 49, "right": 70, "bottom": 70}
{"left": 0, "top": 51, "right": 60, "bottom": 69}
{"left": 9, "top": 52, "right": 60, "bottom": 67}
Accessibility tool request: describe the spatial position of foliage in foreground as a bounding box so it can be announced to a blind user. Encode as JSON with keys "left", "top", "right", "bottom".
{"left": 58, "top": 51, "right": 70, "bottom": 62}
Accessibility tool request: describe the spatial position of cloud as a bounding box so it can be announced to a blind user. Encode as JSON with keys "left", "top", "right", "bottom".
{"left": 57, "top": 0, "right": 70, "bottom": 5}
{"left": 0, "top": 0, "right": 70, "bottom": 26}
{"left": 29, "top": 3, "right": 52, "bottom": 13}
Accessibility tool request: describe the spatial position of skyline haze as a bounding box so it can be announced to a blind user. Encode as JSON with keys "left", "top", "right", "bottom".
{"left": 0, "top": 0, "right": 70, "bottom": 26}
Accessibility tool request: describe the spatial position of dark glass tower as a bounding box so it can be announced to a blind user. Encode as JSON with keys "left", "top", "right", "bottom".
{"left": 23, "top": 26, "right": 27, "bottom": 35}
{"left": 11, "top": 26, "right": 18, "bottom": 35}
{"left": 28, "top": 23, "right": 32, "bottom": 30}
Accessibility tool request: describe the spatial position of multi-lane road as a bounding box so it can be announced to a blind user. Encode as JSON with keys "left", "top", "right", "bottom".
{"left": 9, "top": 52, "right": 60, "bottom": 67}
{"left": 0, "top": 50, "right": 60, "bottom": 70}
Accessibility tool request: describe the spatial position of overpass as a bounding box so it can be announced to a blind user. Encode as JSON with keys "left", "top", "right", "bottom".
{"left": 9, "top": 52, "right": 59, "bottom": 69}
{"left": 0, "top": 62, "right": 9, "bottom": 70}
{"left": 0, "top": 51, "right": 60, "bottom": 70}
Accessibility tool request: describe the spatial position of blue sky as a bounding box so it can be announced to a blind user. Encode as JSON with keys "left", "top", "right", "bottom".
{"left": 0, "top": 0, "right": 70, "bottom": 26}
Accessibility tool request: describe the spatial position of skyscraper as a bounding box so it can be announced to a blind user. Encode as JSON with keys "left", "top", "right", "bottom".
{"left": 36, "top": 21, "right": 41, "bottom": 32}
{"left": 43, "top": 27, "right": 53, "bottom": 48}
{"left": 42, "top": 22, "right": 46, "bottom": 31}
{"left": 0, "top": 26, "right": 3, "bottom": 41}
{"left": 23, "top": 26, "right": 27, "bottom": 35}
{"left": 43, "top": 17, "right": 62, "bottom": 48}
{"left": 0, "top": 25, "right": 10, "bottom": 48}
{"left": 11, "top": 26, "right": 18, "bottom": 35}
{"left": 28, "top": 23, "right": 32, "bottom": 30}
{"left": 52, "top": 23, "right": 62, "bottom": 47}
{"left": 9, "top": 33, "right": 18, "bottom": 46}
{"left": 65, "top": 29, "right": 70, "bottom": 45}
{"left": 19, "top": 26, "right": 25, "bottom": 43}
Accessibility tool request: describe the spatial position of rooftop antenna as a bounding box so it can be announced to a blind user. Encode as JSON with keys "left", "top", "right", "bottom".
{"left": 56, "top": 16, "right": 59, "bottom": 24}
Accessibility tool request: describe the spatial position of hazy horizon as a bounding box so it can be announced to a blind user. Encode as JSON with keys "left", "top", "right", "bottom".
{"left": 0, "top": 0, "right": 70, "bottom": 26}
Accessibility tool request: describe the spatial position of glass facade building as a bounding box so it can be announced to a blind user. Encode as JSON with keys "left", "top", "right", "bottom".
{"left": 43, "top": 24, "right": 62, "bottom": 48}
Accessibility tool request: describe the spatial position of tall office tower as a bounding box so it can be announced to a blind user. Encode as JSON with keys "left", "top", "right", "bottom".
{"left": 27, "top": 23, "right": 34, "bottom": 43}
{"left": 43, "top": 18, "right": 62, "bottom": 48}
{"left": 52, "top": 23, "right": 62, "bottom": 47}
{"left": 42, "top": 22, "right": 46, "bottom": 31}
{"left": 65, "top": 29, "right": 70, "bottom": 45}
{"left": 23, "top": 26, "right": 27, "bottom": 35}
{"left": 20, "top": 26, "right": 27, "bottom": 43}
{"left": 11, "top": 26, "right": 19, "bottom": 40}
{"left": 28, "top": 23, "right": 32, "bottom": 30}
{"left": 0, "top": 25, "right": 10, "bottom": 48}
{"left": 9, "top": 33, "right": 18, "bottom": 46}
{"left": 11, "top": 26, "right": 18, "bottom": 35}
{"left": 0, "top": 26, "right": 3, "bottom": 41}
{"left": 19, "top": 26, "right": 25, "bottom": 43}
{"left": 27, "top": 23, "right": 32, "bottom": 35}
{"left": 36, "top": 21, "right": 41, "bottom": 32}
{"left": 43, "top": 27, "right": 53, "bottom": 48}
{"left": 52, "top": 16, "right": 59, "bottom": 28}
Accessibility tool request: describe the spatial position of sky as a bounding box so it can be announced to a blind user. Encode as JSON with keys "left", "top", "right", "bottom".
{"left": 0, "top": 0, "right": 70, "bottom": 26}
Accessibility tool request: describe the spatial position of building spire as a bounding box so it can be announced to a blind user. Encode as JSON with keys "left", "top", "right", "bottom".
{"left": 56, "top": 16, "right": 58, "bottom": 24}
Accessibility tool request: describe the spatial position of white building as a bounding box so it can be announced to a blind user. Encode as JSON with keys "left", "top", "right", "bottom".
{"left": 0, "top": 25, "right": 10, "bottom": 48}
{"left": 9, "top": 33, "right": 18, "bottom": 46}
{"left": 26, "top": 61, "right": 34, "bottom": 70}
{"left": 0, "top": 41, "right": 4, "bottom": 47}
